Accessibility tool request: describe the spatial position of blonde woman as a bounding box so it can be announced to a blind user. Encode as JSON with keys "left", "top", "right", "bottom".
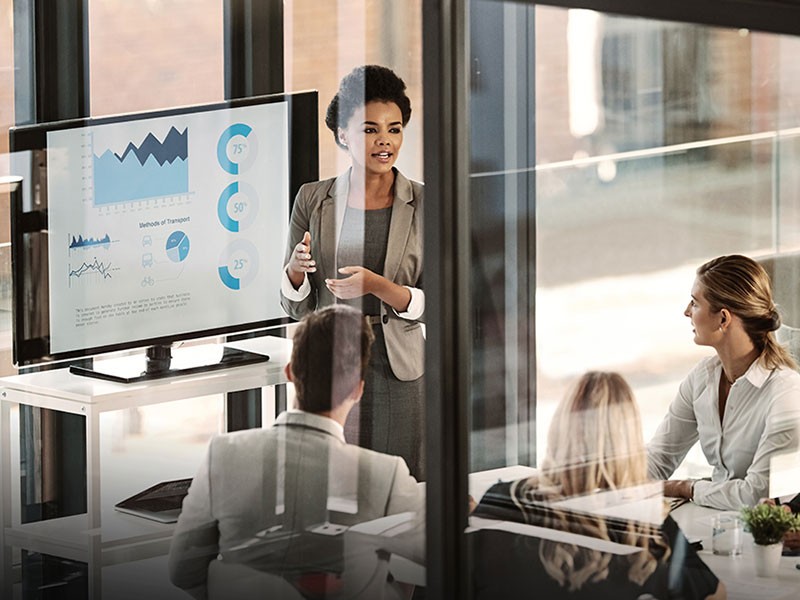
{"left": 472, "top": 372, "right": 725, "bottom": 600}
{"left": 648, "top": 254, "right": 800, "bottom": 510}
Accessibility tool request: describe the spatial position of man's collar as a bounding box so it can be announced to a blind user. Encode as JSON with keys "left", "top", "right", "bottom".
{"left": 275, "top": 409, "right": 346, "bottom": 441}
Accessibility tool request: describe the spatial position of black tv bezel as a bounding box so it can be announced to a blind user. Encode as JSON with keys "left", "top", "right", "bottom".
{"left": 9, "top": 91, "right": 318, "bottom": 367}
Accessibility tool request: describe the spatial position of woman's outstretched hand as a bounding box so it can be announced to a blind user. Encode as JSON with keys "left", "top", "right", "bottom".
{"left": 325, "top": 266, "right": 377, "bottom": 299}
{"left": 288, "top": 231, "right": 315, "bottom": 288}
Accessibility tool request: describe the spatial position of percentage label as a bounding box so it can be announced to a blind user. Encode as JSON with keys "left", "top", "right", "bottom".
{"left": 218, "top": 182, "right": 258, "bottom": 233}
{"left": 231, "top": 142, "right": 247, "bottom": 155}
{"left": 233, "top": 258, "right": 248, "bottom": 270}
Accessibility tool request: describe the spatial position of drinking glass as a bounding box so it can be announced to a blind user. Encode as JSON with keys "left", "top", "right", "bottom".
{"left": 712, "top": 513, "right": 743, "bottom": 556}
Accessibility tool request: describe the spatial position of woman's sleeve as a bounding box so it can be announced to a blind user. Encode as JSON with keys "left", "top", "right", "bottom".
{"left": 393, "top": 287, "right": 424, "bottom": 320}
{"left": 647, "top": 370, "right": 701, "bottom": 481}
{"left": 280, "top": 186, "right": 317, "bottom": 319}
{"left": 693, "top": 378, "right": 800, "bottom": 509}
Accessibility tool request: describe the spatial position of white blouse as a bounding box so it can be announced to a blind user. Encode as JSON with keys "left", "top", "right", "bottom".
{"left": 647, "top": 355, "right": 800, "bottom": 510}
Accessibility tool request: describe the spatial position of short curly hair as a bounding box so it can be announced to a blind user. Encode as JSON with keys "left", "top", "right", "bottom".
{"left": 325, "top": 65, "right": 412, "bottom": 149}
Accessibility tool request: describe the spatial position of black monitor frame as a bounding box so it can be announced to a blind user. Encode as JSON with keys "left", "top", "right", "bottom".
{"left": 9, "top": 91, "right": 318, "bottom": 368}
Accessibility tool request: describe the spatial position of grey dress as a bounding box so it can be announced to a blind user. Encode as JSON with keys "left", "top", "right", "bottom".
{"left": 280, "top": 169, "right": 426, "bottom": 480}
{"left": 336, "top": 204, "right": 425, "bottom": 479}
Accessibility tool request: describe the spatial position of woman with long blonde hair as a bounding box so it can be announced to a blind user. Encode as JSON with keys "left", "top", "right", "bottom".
{"left": 472, "top": 372, "right": 725, "bottom": 600}
{"left": 648, "top": 254, "right": 800, "bottom": 510}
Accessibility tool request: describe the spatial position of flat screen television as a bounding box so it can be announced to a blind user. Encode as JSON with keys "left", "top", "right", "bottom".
{"left": 9, "top": 91, "right": 318, "bottom": 381}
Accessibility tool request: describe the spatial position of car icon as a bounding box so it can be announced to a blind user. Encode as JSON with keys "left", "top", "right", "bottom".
{"left": 142, "top": 252, "right": 154, "bottom": 267}
{"left": 142, "top": 235, "right": 153, "bottom": 247}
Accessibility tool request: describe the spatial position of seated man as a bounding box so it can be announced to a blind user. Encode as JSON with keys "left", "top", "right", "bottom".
{"left": 168, "top": 305, "right": 425, "bottom": 599}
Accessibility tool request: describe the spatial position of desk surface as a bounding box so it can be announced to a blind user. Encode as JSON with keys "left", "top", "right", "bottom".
{"left": 393, "top": 470, "right": 800, "bottom": 599}
{"left": 0, "top": 336, "right": 291, "bottom": 413}
{"left": 672, "top": 502, "right": 800, "bottom": 600}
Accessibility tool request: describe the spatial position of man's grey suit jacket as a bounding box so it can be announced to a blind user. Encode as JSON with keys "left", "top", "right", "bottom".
{"left": 168, "top": 410, "right": 424, "bottom": 597}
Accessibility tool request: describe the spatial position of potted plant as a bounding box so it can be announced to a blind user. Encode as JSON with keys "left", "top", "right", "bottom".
{"left": 740, "top": 503, "right": 800, "bottom": 576}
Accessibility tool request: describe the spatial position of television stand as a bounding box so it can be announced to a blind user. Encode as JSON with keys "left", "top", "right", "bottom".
{"left": 69, "top": 343, "right": 270, "bottom": 384}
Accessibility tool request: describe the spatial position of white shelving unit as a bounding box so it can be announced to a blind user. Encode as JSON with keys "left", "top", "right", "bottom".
{"left": 0, "top": 336, "right": 292, "bottom": 599}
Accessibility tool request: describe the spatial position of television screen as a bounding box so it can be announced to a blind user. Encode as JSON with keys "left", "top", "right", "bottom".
{"left": 10, "top": 91, "right": 318, "bottom": 367}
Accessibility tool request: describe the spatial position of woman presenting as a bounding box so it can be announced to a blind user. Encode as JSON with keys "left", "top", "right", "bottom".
{"left": 648, "top": 254, "right": 800, "bottom": 510}
{"left": 280, "top": 65, "right": 425, "bottom": 478}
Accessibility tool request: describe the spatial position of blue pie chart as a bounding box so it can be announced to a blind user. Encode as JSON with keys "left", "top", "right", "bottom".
{"left": 166, "top": 230, "right": 190, "bottom": 262}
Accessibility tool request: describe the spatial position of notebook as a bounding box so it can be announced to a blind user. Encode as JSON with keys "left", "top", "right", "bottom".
{"left": 114, "top": 478, "right": 193, "bottom": 523}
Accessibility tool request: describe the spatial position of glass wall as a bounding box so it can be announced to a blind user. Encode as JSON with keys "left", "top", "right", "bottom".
{"left": 89, "top": 0, "right": 224, "bottom": 116}
{"left": 0, "top": 0, "right": 15, "bottom": 376}
{"left": 5, "top": 1, "right": 427, "bottom": 598}
{"left": 285, "top": 0, "right": 423, "bottom": 182}
{"left": 533, "top": 7, "right": 800, "bottom": 477}
{"left": 466, "top": 1, "right": 800, "bottom": 597}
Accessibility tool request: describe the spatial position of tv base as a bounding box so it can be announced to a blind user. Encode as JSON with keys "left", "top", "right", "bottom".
{"left": 68, "top": 344, "right": 270, "bottom": 384}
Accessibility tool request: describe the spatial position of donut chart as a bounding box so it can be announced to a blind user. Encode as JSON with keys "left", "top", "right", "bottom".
{"left": 218, "top": 239, "right": 259, "bottom": 290}
{"left": 216, "top": 123, "right": 258, "bottom": 175}
{"left": 217, "top": 181, "right": 259, "bottom": 233}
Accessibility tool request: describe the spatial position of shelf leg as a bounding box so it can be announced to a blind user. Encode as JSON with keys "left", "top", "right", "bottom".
{"left": 0, "top": 398, "right": 12, "bottom": 598}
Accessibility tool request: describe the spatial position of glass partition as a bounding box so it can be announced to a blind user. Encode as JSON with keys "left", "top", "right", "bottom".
{"left": 467, "top": 2, "right": 800, "bottom": 597}
{"left": 0, "top": 0, "right": 15, "bottom": 375}
{"left": 285, "top": 0, "right": 423, "bottom": 182}
{"left": 0, "top": 0, "right": 432, "bottom": 598}
{"left": 89, "top": 0, "right": 224, "bottom": 116}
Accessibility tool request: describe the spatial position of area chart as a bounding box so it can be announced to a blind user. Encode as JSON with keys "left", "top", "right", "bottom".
{"left": 93, "top": 126, "right": 189, "bottom": 205}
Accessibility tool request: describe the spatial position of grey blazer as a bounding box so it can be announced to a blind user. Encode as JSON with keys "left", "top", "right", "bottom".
{"left": 168, "top": 411, "right": 424, "bottom": 598}
{"left": 280, "top": 169, "right": 424, "bottom": 381}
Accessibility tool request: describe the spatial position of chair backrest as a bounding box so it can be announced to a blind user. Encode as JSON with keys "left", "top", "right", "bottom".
{"left": 758, "top": 251, "right": 800, "bottom": 327}
{"left": 758, "top": 252, "right": 800, "bottom": 366}
{"left": 207, "top": 560, "right": 305, "bottom": 600}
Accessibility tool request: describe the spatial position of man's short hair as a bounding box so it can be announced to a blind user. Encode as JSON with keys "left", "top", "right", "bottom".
{"left": 290, "top": 305, "right": 375, "bottom": 413}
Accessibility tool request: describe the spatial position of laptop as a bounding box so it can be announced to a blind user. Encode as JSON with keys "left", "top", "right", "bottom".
{"left": 114, "top": 478, "right": 193, "bottom": 523}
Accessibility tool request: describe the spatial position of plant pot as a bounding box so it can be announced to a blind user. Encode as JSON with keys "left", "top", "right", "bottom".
{"left": 753, "top": 542, "right": 783, "bottom": 577}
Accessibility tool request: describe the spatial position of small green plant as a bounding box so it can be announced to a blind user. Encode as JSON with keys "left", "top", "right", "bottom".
{"left": 740, "top": 503, "right": 800, "bottom": 545}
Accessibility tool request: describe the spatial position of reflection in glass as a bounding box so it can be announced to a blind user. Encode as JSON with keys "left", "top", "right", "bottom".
{"left": 168, "top": 306, "right": 425, "bottom": 599}
{"left": 534, "top": 10, "right": 800, "bottom": 479}
{"left": 466, "top": 2, "right": 800, "bottom": 479}
{"left": 89, "top": 0, "right": 223, "bottom": 116}
{"left": 471, "top": 372, "right": 721, "bottom": 599}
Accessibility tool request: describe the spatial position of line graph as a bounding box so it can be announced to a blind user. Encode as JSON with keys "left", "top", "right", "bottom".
{"left": 68, "top": 258, "right": 119, "bottom": 287}
{"left": 93, "top": 126, "right": 189, "bottom": 205}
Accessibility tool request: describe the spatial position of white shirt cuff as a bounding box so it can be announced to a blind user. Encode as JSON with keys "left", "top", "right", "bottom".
{"left": 281, "top": 265, "right": 311, "bottom": 301}
{"left": 394, "top": 287, "right": 424, "bottom": 321}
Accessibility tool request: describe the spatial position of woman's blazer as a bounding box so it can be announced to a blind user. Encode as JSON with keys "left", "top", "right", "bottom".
{"left": 280, "top": 169, "right": 424, "bottom": 381}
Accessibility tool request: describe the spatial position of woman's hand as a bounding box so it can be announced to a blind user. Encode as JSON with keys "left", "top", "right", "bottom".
{"left": 327, "top": 266, "right": 413, "bottom": 313}
{"left": 287, "top": 231, "right": 315, "bottom": 289}
{"left": 325, "top": 266, "right": 377, "bottom": 300}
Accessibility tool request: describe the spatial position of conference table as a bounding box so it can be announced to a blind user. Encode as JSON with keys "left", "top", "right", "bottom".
{"left": 383, "top": 467, "right": 800, "bottom": 600}
{"left": 671, "top": 501, "right": 800, "bottom": 600}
